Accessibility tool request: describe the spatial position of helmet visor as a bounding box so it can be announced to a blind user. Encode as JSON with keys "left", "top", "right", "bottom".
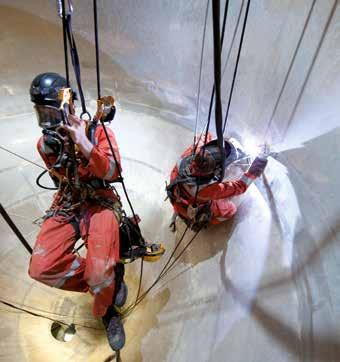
{"left": 34, "top": 105, "right": 63, "bottom": 129}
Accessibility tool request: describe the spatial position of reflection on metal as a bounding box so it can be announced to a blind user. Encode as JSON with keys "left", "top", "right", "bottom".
{"left": 50, "top": 322, "right": 76, "bottom": 342}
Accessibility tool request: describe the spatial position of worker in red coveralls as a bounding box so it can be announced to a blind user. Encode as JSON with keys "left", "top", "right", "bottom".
{"left": 167, "top": 133, "right": 269, "bottom": 231}
{"left": 27, "top": 72, "right": 163, "bottom": 351}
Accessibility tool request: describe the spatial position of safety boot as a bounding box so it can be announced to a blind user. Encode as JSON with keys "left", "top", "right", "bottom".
{"left": 102, "top": 307, "right": 125, "bottom": 351}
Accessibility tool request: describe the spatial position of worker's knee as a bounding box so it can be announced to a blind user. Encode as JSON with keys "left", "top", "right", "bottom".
{"left": 85, "top": 266, "right": 116, "bottom": 295}
{"left": 28, "top": 254, "right": 64, "bottom": 287}
{"left": 28, "top": 257, "right": 52, "bottom": 284}
{"left": 224, "top": 202, "right": 237, "bottom": 218}
{"left": 211, "top": 199, "right": 237, "bottom": 221}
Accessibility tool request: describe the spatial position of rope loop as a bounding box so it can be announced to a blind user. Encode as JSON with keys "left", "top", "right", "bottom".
{"left": 80, "top": 111, "right": 91, "bottom": 121}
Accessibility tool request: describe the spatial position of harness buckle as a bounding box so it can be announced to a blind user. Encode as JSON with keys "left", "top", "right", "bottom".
{"left": 187, "top": 204, "right": 199, "bottom": 220}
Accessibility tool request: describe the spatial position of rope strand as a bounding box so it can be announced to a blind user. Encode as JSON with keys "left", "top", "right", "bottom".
{"left": 193, "top": 0, "right": 210, "bottom": 147}
{"left": 222, "top": 0, "right": 251, "bottom": 133}
{"left": 201, "top": 0, "right": 230, "bottom": 151}
{"left": 93, "top": 0, "right": 101, "bottom": 99}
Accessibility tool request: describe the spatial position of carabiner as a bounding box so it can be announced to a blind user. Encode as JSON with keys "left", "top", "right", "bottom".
{"left": 80, "top": 111, "right": 91, "bottom": 121}
{"left": 56, "top": 0, "right": 73, "bottom": 18}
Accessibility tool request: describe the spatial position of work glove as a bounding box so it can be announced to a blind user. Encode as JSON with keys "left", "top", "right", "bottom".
{"left": 248, "top": 157, "right": 267, "bottom": 177}
{"left": 247, "top": 144, "right": 270, "bottom": 177}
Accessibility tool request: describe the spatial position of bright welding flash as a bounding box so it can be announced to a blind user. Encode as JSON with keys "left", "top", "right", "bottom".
{"left": 243, "top": 137, "right": 261, "bottom": 159}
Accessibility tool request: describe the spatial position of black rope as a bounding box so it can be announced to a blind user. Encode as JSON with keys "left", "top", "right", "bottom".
{"left": 64, "top": 18, "right": 90, "bottom": 118}
{"left": 61, "top": 0, "right": 70, "bottom": 86}
{"left": 0, "top": 145, "right": 46, "bottom": 170}
{"left": 59, "top": 0, "right": 90, "bottom": 118}
{"left": 92, "top": 0, "right": 141, "bottom": 231}
{"left": 192, "top": 0, "right": 226, "bottom": 203}
{"left": 0, "top": 203, "right": 33, "bottom": 254}
{"left": 99, "top": 119, "right": 146, "bottom": 306}
{"left": 99, "top": 125, "right": 141, "bottom": 232}
{"left": 93, "top": 0, "right": 101, "bottom": 100}
{"left": 122, "top": 225, "right": 190, "bottom": 317}
{"left": 135, "top": 257, "right": 144, "bottom": 307}
{"left": 196, "top": 0, "right": 244, "bottom": 148}
{"left": 211, "top": 0, "right": 226, "bottom": 181}
{"left": 35, "top": 169, "right": 58, "bottom": 190}
{"left": 222, "top": 0, "right": 251, "bottom": 133}
{"left": 122, "top": 226, "right": 203, "bottom": 318}
{"left": 0, "top": 299, "right": 101, "bottom": 330}
{"left": 157, "top": 227, "right": 202, "bottom": 280}
{"left": 201, "top": 0, "right": 229, "bottom": 151}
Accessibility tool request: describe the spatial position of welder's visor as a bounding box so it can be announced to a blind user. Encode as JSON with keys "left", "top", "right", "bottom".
{"left": 34, "top": 105, "right": 63, "bottom": 129}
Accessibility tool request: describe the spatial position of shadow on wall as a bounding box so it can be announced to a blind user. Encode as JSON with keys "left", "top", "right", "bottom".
{"left": 223, "top": 127, "right": 340, "bottom": 361}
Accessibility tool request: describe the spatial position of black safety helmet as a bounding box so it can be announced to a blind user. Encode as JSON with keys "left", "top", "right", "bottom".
{"left": 179, "top": 139, "right": 237, "bottom": 179}
{"left": 30, "top": 72, "right": 74, "bottom": 129}
{"left": 30, "top": 72, "right": 68, "bottom": 107}
{"left": 193, "top": 140, "right": 231, "bottom": 177}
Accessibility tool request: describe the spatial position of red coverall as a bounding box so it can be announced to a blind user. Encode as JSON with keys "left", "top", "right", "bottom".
{"left": 29, "top": 125, "right": 121, "bottom": 317}
{"left": 170, "top": 134, "right": 256, "bottom": 224}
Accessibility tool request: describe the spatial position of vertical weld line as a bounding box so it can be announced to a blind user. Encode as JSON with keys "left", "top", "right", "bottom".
{"left": 280, "top": 0, "right": 338, "bottom": 144}
{"left": 222, "top": 0, "right": 251, "bottom": 134}
{"left": 263, "top": 0, "right": 317, "bottom": 143}
{"left": 221, "top": 0, "right": 245, "bottom": 78}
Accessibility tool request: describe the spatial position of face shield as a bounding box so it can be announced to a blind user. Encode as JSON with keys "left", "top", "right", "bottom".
{"left": 34, "top": 105, "right": 63, "bottom": 129}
